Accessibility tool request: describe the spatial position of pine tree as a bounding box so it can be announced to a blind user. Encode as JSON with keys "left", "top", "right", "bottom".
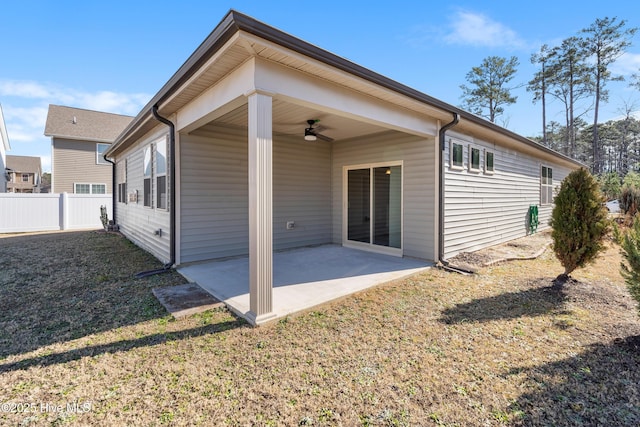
{"left": 459, "top": 56, "right": 519, "bottom": 124}
{"left": 550, "top": 168, "right": 610, "bottom": 282}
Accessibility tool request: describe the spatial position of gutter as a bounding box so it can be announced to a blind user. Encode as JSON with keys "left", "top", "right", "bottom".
{"left": 102, "top": 154, "right": 117, "bottom": 226}
{"left": 436, "top": 113, "right": 474, "bottom": 275}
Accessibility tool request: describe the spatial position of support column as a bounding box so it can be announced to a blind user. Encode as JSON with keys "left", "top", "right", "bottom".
{"left": 247, "top": 91, "right": 275, "bottom": 325}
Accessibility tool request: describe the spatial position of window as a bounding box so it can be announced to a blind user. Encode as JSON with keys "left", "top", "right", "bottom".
{"left": 96, "top": 143, "right": 110, "bottom": 165}
{"left": 485, "top": 151, "right": 495, "bottom": 174}
{"left": 117, "top": 159, "right": 127, "bottom": 204}
{"left": 75, "top": 183, "right": 90, "bottom": 194}
{"left": 74, "top": 183, "right": 106, "bottom": 194}
{"left": 450, "top": 140, "right": 463, "bottom": 169}
{"left": 156, "top": 138, "right": 167, "bottom": 209}
{"left": 469, "top": 147, "right": 481, "bottom": 172}
{"left": 21, "top": 174, "right": 29, "bottom": 182}
{"left": 143, "top": 145, "right": 152, "bottom": 207}
{"left": 541, "top": 166, "right": 553, "bottom": 205}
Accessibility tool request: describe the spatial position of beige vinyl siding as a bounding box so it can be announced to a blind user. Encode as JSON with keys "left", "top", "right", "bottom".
{"left": 331, "top": 131, "right": 436, "bottom": 261}
{"left": 52, "top": 138, "right": 112, "bottom": 194}
{"left": 180, "top": 127, "right": 331, "bottom": 264}
{"left": 114, "top": 130, "right": 171, "bottom": 263}
{"left": 443, "top": 136, "right": 572, "bottom": 258}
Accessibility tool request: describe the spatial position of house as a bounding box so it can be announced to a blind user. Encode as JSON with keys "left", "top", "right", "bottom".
{"left": 44, "top": 105, "right": 133, "bottom": 194}
{"left": 6, "top": 155, "right": 42, "bottom": 193}
{"left": 0, "top": 104, "right": 10, "bottom": 192}
{"left": 105, "top": 10, "right": 581, "bottom": 324}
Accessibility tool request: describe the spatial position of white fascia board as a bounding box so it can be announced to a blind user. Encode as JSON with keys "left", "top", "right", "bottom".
{"left": 253, "top": 58, "right": 437, "bottom": 138}
{"left": 176, "top": 58, "right": 256, "bottom": 133}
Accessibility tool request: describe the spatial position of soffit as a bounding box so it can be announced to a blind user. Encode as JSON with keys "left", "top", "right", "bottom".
{"left": 196, "top": 99, "right": 389, "bottom": 142}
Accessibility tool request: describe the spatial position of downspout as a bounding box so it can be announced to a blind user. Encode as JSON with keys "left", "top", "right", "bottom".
{"left": 152, "top": 104, "right": 176, "bottom": 269}
{"left": 133, "top": 105, "right": 176, "bottom": 278}
{"left": 437, "top": 112, "right": 474, "bottom": 274}
{"left": 102, "top": 154, "right": 116, "bottom": 226}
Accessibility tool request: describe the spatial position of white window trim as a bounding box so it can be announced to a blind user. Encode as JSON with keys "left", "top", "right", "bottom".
{"left": 143, "top": 145, "right": 153, "bottom": 208}
{"left": 21, "top": 173, "right": 29, "bottom": 182}
{"left": 96, "top": 143, "right": 110, "bottom": 165}
{"left": 117, "top": 159, "right": 127, "bottom": 204}
{"left": 74, "top": 183, "right": 106, "bottom": 194}
{"left": 484, "top": 150, "right": 495, "bottom": 175}
{"left": 541, "top": 165, "right": 553, "bottom": 205}
{"left": 449, "top": 139, "right": 464, "bottom": 171}
{"left": 469, "top": 146, "right": 481, "bottom": 173}
{"left": 155, "top": 138, "right": 168, "bottom": 210}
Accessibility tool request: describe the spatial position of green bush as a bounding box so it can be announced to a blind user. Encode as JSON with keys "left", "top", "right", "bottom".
{"left": 623, "top": 171, "right": 640, "bottom": 188}
{"left": 550, "top": 168, "right": 610, "bottom": 281}
{"left": 597, "top": 172, "right": 621, "bottom": 200}
{"left": 620, "top": 217, "right": 640, "bottom": 315}
{"left": 619, "top": 185, "right": 640, "bottom": 217}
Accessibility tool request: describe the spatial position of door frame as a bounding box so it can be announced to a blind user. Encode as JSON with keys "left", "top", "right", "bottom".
{"left": 342, "top": 161, "right": 403, "bottom": 257}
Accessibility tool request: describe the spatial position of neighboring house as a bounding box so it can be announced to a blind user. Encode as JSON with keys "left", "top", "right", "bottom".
{"left": 6, "top": 155, "right": 42, "bottom": 193}
{"left": 0, "top": 104, "right": 10, "bottom": 192}
{"left": 105, "top": 11, "right": 581, "bottom": 323}
{"left": 44, "top": 105, "right": 133, "bottom": 194}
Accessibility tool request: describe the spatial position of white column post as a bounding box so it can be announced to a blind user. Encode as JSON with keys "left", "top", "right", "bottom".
{"left": 247, "top": 91, "right": 275, "bottom": 325}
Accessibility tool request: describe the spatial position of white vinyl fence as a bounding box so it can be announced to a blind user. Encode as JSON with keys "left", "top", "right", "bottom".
{"left": 0, "top": 193, "right": 112, "bottom": 233}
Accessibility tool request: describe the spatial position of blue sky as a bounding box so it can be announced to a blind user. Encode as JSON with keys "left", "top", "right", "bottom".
{"left": 1, "top": 1, "right": 639, "bottom": 172}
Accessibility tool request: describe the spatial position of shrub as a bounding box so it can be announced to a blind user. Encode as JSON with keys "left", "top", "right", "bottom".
{"left": 597, "top": 172, "right": 621, "bottom": 200}
{"left": 623, "top": 171, "right": 640, "bottom": 188}
{"left": 619, "top": 185, "right": 640, "bottom": 217}
{"left": 550, "top": 168, "right": 610, "bottom": 281}
{"left": 620, "top": 217, "right": 640, "bottom": 315}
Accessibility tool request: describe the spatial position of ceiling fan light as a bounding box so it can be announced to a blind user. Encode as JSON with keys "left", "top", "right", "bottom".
{"left": 304, "top": 127, "right": 317, "bottom": 141}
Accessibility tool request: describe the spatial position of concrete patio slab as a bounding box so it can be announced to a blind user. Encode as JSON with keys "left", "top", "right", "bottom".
{"left": 152, "top": 283, "right": 223, "bottom": 318}
{"left": 177, "top": 245, "right": 431, "bottom": 324}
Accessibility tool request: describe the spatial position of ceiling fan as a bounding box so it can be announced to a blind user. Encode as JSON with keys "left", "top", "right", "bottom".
{"left": 304, "top": 119, "right": 333, "bottom": 142}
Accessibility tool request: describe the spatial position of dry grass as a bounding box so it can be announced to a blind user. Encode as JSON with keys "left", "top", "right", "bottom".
{"left": 0, "top": 231, "right": 639, "bottom": 426}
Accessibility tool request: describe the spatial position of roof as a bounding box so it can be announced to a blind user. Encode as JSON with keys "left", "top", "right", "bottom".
{"left": 0, "top": 104, "right": 10, "bottom": 152}
{"left": 109, "top": 10, "right": 582, "bottom": 168}
{"left": 6, "top": 155, "right": 42, "bottom": 173}
{"left": 44, "top": 105, "right": 133, "bottom": 143}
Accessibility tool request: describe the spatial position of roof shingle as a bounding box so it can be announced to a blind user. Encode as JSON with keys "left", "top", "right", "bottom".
{"left": 6, "top": 155, "right": 42, "bottom": 174}
{"left": 44, "top": 105, "right": 133, "bottom": 142}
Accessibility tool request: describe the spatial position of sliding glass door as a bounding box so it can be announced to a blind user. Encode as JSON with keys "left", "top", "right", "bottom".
{"left": 345, "top": 163, "right": 402, "bottom": 255}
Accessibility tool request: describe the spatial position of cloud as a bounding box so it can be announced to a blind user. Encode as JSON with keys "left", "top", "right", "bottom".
{"left": 0, "top": 79, "right": 150, "bottom": 116}
{"left": 611, "top": 52, "right": 640, "bottom": 76}
{"left": 443, "top": 10, "right": 527, "bottom": 49}
{"left": 0, "top": 79, "right": 151, "bottom": 171}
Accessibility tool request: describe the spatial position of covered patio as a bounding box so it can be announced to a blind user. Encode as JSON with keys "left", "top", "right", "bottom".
{"left": 178, "top": 245, "right": 431, "bottom": 324}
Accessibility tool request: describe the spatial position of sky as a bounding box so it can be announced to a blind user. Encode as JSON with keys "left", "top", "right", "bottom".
{"left": 1, "top": 1, "right": 640, "bottom": 172}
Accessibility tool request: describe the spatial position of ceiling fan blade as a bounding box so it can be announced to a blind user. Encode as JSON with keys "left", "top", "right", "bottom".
{"left": 317, "top": 133, "right": 334, "bottom": 142}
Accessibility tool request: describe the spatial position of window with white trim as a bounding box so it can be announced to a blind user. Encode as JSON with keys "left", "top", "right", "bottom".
{"left": 21, "top": 174, "right": 29, "bottom": 182}
{"left": 74, "top": 183, "right": 106, "bottom": 194}
{"left": 469, "top": 146, "right": 481, "bottom": 172}
{"left": 156, "top": 138, "right": 167, "bottom": 209}
{"left": 143, "top": 145, "right": 152, "bottom": 207}
{"left": 541, "top": 166, "right": 553, "bottom": 205}
{"left": 450, "top": 140, "right": 464, "bottom": 169}
{"left": 485, "top": 151, "right": 495, "bottom": 174}
{"left": 96, "top": 143, "right": 110, "bottom": 165}
{"left": 117, "top": 159, "right": 127, "bottom": 204}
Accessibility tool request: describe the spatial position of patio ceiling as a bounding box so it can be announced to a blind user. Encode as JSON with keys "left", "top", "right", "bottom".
{"left": 188, "top": 98, "right": 392, "bottom": 142}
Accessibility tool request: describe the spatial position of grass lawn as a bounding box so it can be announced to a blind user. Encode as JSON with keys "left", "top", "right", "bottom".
{"left": 1, "top": 230, "right": 639, "bottom": 426}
